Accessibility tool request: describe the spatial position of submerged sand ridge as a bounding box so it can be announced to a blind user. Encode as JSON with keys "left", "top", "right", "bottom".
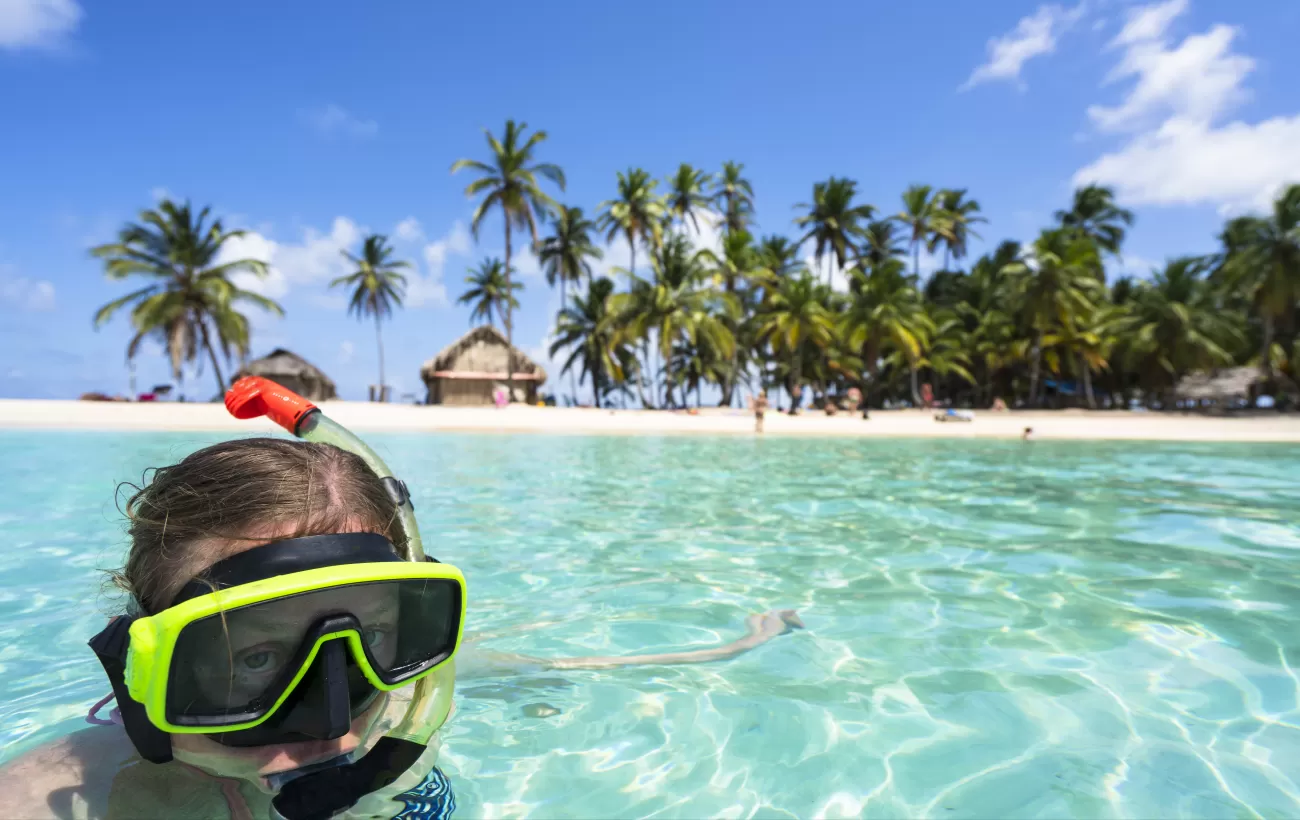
{"left": 1, "top": 400, "right": 1299, "bottom": 441}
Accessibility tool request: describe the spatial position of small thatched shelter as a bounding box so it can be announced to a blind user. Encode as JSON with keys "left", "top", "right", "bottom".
{"left": 420, "top": 326, "right": 546, "bottom": 405}
{"left": 234, "top": 348, "right": 338, "bottom": 402}
{"left": 1174, "top": 366, "right": 1264, "bottom": 407}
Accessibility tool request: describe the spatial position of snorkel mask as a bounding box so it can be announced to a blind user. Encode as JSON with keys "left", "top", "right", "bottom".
{"left": 89, "top": 377, "right": 463, "bottom": 818}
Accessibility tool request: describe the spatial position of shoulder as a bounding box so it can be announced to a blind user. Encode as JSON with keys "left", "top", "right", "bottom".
{"left": 0, "top": 726, "right": 135, "bottom": 819}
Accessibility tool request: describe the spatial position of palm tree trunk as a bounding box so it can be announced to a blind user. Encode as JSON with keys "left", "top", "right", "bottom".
{"left": 913, "top": 240, "right": 920, "bottom": 279}
{"left": 198, "top": 318, "right": 227, "bottom": 396}
{"left": 1261, "top": 313, "right": 1275, "bottom": 382}
{"left": 660, "top": 343, "right": 673, "bottom": 409}
{"left": 1029, "top": 331, "right": 1043, "bottom": 406}
{"left": 375, "top": 313, "right": 386, "bottom": 402}
{"left": 593, "top": 371, "right": 602, "bottom": 409}
{"left": 1079, "top": 352, "right": 1096, "bottom": 409}
{"left": 909, "top": 362, "right": 921, "bottom": 407}
{"left": 504, "top": 220, "right": 516, "bottom": 402}
{"left": 788, "top": 357, "right": 800, "bottom": 415}
{"left": 562, "top": 278, "right": 577, "bottom": 405}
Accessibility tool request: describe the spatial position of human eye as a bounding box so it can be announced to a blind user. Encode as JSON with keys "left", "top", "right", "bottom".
{"left": 235, "top": 645, "right": 284, "bottom": 676}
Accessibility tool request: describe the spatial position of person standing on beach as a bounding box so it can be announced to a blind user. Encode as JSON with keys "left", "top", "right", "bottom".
{"left": 754, "top": 393, "right": 769, "bottom": 433}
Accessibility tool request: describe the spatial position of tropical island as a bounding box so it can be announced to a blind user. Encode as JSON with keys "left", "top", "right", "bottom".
{"left": 4, "top": 119, "right": 1298, "bottom": 438}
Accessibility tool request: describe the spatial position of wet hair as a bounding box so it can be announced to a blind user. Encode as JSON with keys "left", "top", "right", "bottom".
{"left": 110, "top": 437, "right": 407, "bottom": 614}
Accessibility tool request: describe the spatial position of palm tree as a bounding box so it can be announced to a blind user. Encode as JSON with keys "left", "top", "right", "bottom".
{"left": 458, "top": 258, "right": 521, "bottom": 329}
{"left": 1215, "top": 184, "right": 1300, "bottom": 381}
{"left": 795, "top": 177, "right": 876, "bottom": 286}
{"left": 893, "top": 184, "right": 939, "bottom": 279}
{"left": 549, "top": 277, "right": 624, "bottom": 408}
{"left": 909, "top": 311, "right": 975, "bottom": 399}
{"left": 930, "top": 189, "right": 986, "bottom": 269}
{"left": 841, "top": 259, "right": 931, "bottom": 407}
{"left": 713, "top": 161, "right": 755, "bottom": 236}
{"left": 609, "top": 235, "right": 737, "bottom": 408}
{"left": 858, "top": 220, "right": 908, "bottom": 270}
{"left": 757, "top": 271, "right": 835, "bottom": 413}
{"left": 91, "top": 199, "right": 282, "bottom": 397}
{"left": 1125, "top": 257, "right": 1242, "bottom": 405}
{"left": 598, "top": 167, "right": 666, "bottom": 281}
{"left": 1055, "top": 184, "right": 1135, "bottom": 258}
{"left": 1003, "top": 229, "right": 1105, "bottom": 406}
{"left": 538, "top": 206, "right": 603, "bottom": 402}
{"left": 330, "top": 234, "right": 410, "bottom": 400}
{"left": 757, "top": 235, "right": 805, "bottom": 280}
{"left": 698, "top": 230, "right": 772, "bottom": 406}
{"left": 666, "top": 163, "right": 713, "bottom": 235}
{"left": 451, "top": 119, "right": 565, "bottom": 398}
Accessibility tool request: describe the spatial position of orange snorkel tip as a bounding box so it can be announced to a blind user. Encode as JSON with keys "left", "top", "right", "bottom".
{"left": 225, "top": 376, "right": 319, "bottom": 435}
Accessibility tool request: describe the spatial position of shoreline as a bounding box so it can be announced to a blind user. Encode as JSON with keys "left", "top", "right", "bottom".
{"left": 1, "top": 399, "right": 1299, "bottom": 441}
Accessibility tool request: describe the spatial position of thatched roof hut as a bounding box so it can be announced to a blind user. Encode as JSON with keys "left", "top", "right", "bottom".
{"left": 1174, "top": 366, "right": 1264, "bottom": 404}
{"left": 420, "top": 326, "right": 546, "bottom": 405}
{"left": 234, "top": 348, "right": 338, "bottom": 402}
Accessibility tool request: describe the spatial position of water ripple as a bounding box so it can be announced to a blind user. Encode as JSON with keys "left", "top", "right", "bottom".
{"left": 1, "top": 432, "right": 1299, "bottom": 818}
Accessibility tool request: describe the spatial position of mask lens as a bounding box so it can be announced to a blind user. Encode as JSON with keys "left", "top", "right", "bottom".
{"left": 165, "top": 578, "right": 460, "bottom": 727}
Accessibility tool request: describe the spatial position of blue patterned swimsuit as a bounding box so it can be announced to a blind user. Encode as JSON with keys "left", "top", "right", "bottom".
{"left": 390, "top": 766, "right": 457, "bottom": 819}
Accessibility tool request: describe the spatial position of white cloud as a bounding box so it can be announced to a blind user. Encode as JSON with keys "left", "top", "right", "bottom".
{"left": 405, "top": 275, "right": 448, "bottom": 309}
{"left": 0, "top": 0, "right": 80, "bottom": 50}
{"left": 394, "top": 217, "right": 424, "bottom": 243}
{"left": 960, "top": 3, "right": 1086, "bottom": 91}
{"left": 299, "top": 104, "right": 378, "bottom": 139}
{"left": 1074, "top": 1, "right": 1298, "bottom": 212}
{"left": 1075, "top": 115, "right": 1300, "bottom": 212}
{"left": 1088, "top": 24, "right": 1253, "bottom": 131}
{"left": 1110, "top": 0, "right": 1185, "bottom": 47}
{"left": 0, "top": 266, "right": 56, "bottom": 311}
{"left": 421, "top": 221, "right": 471, "bottom": 278}
{"left": 407, "top": 221, "right": 471, "bottom": 308}
{"left": 219, "top": 217, "right": 470, "bottom": 310}
{"left": 217, "top": 217, "right": 361, "bottom": 303}
{"left": 338, "top": 340, "right": 355, "bottom": 365}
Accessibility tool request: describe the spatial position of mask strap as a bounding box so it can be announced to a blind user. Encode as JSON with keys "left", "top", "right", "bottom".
{"left": 87, "top": 617, "right": 173, "bottom": 764}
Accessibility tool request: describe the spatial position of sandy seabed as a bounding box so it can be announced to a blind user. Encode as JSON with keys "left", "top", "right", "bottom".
{"left": 1, "top": 399, "right": 1299, "bottom": 442}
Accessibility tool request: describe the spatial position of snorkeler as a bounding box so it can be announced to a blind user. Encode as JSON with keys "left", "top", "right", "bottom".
{"left": 0, "top": 377, "right": 801, "bottom": 819}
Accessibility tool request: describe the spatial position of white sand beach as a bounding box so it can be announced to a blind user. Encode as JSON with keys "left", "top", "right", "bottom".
{"left": 1, "top": 399, "right": 1299, "bottom": 441}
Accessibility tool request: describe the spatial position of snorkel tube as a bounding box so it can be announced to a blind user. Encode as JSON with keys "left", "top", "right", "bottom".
{"left": 225, "top": 377, "right": 453, "bottom": 818}
{"left": 225, "top": 377, "right": 425, "bottom": 561}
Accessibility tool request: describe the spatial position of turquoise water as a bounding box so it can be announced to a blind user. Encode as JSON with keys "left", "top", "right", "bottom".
{"left": 2, "top": 431, "right": 1300, "bottom": 818}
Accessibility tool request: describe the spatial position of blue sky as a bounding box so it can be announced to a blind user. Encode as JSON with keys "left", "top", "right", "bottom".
{"left": 1, "top": 0, "right": 1298, "bottom": 401}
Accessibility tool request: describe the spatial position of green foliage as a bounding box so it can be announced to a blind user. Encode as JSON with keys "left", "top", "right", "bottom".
{"left": 458, "top": 258, "right": 521, "bottom": 329}
{"left": 452, "top": 119, "right": 563, "bottom": 387}
{"left": 91, "top": 199, "right": 282, "bottom": 395}
{"left": 330, "top": 233, "right": 410, "bottom": 392}
{"left": 795, "top": 177, "right": 876, "bottom": 286}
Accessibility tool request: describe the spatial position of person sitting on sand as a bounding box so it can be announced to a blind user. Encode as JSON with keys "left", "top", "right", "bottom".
{"left": 991, "top": 396, "right": 1007, "bottom": 412}
{"left": 789, "top": 384, "right": 803, "bottom": 416}
{"left": 753, "top": 393, "right": 769, "bottom": 433}
{"left": 0, "top": 429, "right": 802, "bottom": 818}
